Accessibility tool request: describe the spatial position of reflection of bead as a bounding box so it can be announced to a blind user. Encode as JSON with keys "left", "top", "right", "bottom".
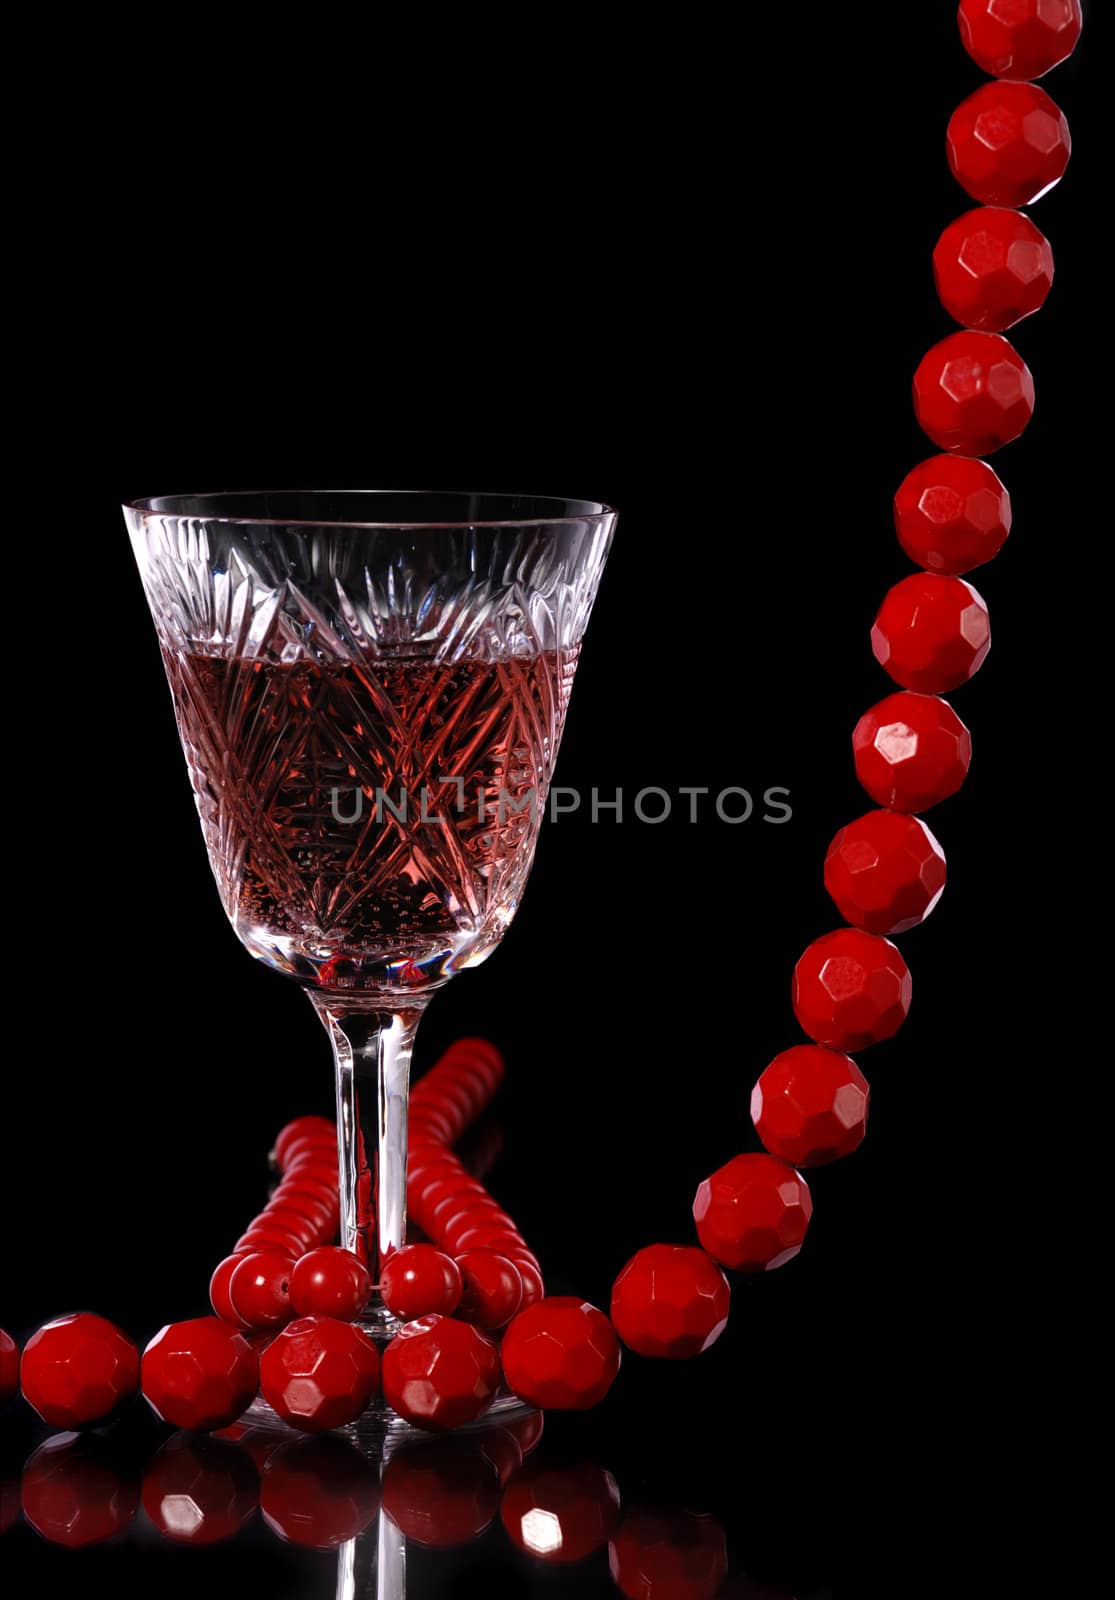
{"left": 853, "top": 691, "right": 972, "bottom": 813}
{"left": 382, "top": 1314, "right": 501, "bottom": 1431}
{"left": 947, "top": 81, "right": 1070, "bottom": 206}
{"left": 142, "top": 1317, "right": 258, "bottom": 1432}
{"left": 20, "top": 1311, "right": 140, "bottom": 1428}
{"left": 914, "top": 331, "right": 1034, "bottom": 456}
{"left": 610, "top": 1245, "right": 730, "bottom": 1360}
{"left": 502, "top": 1460, "right": 621, "bottom": 1563}
{"left": 260, "top": 1436, "right": 380, "bottom": 1549}
{"left": 141, "top": 1434, "right": 258, "bottom": 1546}
{"left": 824, "top": 809, "right": 946, "bottom": 934}
{"left": 381, "top": 1438, "right": 501, "bottom": 1545}
{"left": 793, "top": 928, "right": 912, "bottom": 1051}
{"left": 20, "top": 1434, "right": 139, "bottom": 1549}
{"left": 934, "top": 208, "right": 1053, "bottom": 332}
{"left": 872, "top": 573, "right": 990, "bottom": 695}
{"left": 692, "top": 1154, "right": 813, "bottom": 1273}
{"left": 260, "top": 1316, "right": 379, "bottom": 1432}
{"left": 752, "top": 1045, "right": 870, "bottom": 1167}
{"left": 609, "top": 1507, "right": 729, "bottom": 1600}
{"left": 958, "top": 0, "right": 1083, "bottom": 82}
{"left": 894, "top": 455, "right": 1010, "bottom": 575}
{"left": 501, "top": 1298, "right": 621, "bottom": 1410}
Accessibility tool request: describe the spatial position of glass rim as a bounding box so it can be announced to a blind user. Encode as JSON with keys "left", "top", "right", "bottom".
{"left": 122, "top": 487, "right": 618, "bottom": 530}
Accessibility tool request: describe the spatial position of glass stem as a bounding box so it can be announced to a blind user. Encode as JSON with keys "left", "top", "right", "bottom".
{"left": 309, "top": 994, "right": 429, "bottom": 1311}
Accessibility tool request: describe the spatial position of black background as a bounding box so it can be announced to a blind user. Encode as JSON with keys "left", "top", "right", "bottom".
{"left": 3, "top": 6, "right": 1098, "bottom": 1594}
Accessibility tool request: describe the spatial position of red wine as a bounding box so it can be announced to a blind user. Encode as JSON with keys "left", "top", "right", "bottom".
{"left": 165, "top": 646, "right": 578, "bottom": 987}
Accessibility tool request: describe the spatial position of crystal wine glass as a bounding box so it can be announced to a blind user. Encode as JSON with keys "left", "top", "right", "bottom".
{"left": 124, "top": 490, "right": 615, "bottom": 1348}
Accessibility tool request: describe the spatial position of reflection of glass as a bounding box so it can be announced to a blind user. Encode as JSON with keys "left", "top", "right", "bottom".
{"left": 12, "top": 1419, "right": 794, "bottom": 1597}
{"left": 125, "top": 491, "right": 615, "bottom": 1341}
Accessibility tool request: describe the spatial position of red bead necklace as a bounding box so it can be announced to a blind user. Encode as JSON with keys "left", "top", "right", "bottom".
{"left": 0, "top": 0, "right": 1084, "bottom": 1437}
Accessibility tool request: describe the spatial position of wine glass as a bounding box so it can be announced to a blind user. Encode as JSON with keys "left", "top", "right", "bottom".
{"left": 124, "top": 490, "right": 615, "bottom": 1349}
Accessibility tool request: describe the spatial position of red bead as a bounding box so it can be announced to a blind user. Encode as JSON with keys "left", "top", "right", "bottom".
{"left": 502, "top": 1460, "right": 621, "bottom": 1563}
{"left": 478, "top": 1425, "right": 524, "bottom": 1486}
{"left": 20, "top": 1312, "right": 140, "bottom": 1428}
{"left": 693, "top": 1154, "right": 812, "bottom": 1273}
{"left": 381, "top": 1438, "right": 502, "bottom": 1545}
{"left": 141, "top": 1434, "right": 259, "bottom": 1545}
{"left": 259, "top": 1205, "right": 322, "bottom": 1248}
{"left": 259, "top": 1316, "right": 379, "bottom": 1431}
{"left": 381, "top": 1314, "right": 501, "bottom": 1432}
{"left": 289, "top": 1247, "right": 371, "bottom": 1320}
{"left": 609, "top": 1507, "right": 729, "bottom": 1600}
{"left": 142, "top": 1317, "right": 259, "bottom": 1432}
{"left": 934, "top": 207, "right": 1053, "bottom": 332}
{"left": 947, "top": 81, "right": 1070, "bottom": 206}
{"left": 228, "top": 1251, "right": 294, "bottom": 1330}
{"left": 872, "top": 573, "right": 990, "bottom": 694}
{"left": 505, "top": 1410, "right": 546, "bottom": 1456}
{"left": 793, "top": 928, "right": 912, "bottom": 1050}
{"left": 853, "top": 691, "right": 972, "bottom": 812}
{"left": 824, "top": 808, "right": 947, "bottom": 934}
{"left": 454, "top": 1251, "right": 524, "bottom": 1330}
{"left": 20, "top": 1434, "right": 139, "bottom": 1549}
{"left": 958, "top": 0, "right": 1083, "bottom": 80}
{"left": 381, "top": 1244, "right": 463, "bottom": 1320}
{"left": 260, "top": 1436, "right": 380, "bottom": 1548}
{"left": 0, "top": 1327, "right": 18, "bottom": 1403}
{"left": 507, "top": 1255, "right": 546, "bottom": 1309}
{"left": 913, "top": 331, "right": 1034, "bottom": 456}
{"left": 610, "top": 1245, "right": 730, "bottom": 1360}
{"left": 273, "top": 1114, "right": 334, "bottom": 1168}
{"left": 894, "top": 454, "right": 1011, "bottom": 575}
{"left": 210, "top": 1253, "right": 253, "bottom": 1324}
{"left": 751, "top": 1045, "right": 870, "bottom": 1167}
{"left": 234, "top": 1228, "right": 298, "bottom": 1258}
{"left": 501, "top": 1297, "right": 621, "bottom": 1410}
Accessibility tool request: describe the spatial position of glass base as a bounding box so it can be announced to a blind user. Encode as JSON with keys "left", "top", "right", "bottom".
{"left": 242, "top": 1388, "right": 533, "bottom": 1446}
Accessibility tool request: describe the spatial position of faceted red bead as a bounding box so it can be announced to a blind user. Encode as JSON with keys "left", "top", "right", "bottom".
{"left": 142, "top": 1317, "right": 259, "bottom": 1432}
{"left": 20, "top": 1434, "right": 139, "bottom": 1549}
{"left": 382, "top": 1438, "right": 502, "bottom": 1545}
{"left": 381, "top": 1244, "right": 463, "bottom": 1320}
{"left": 141, "top": 1434, "right": 259, "bottom": 1546}
{"left": 260, "top": 1436, "right": 380, "bottom": 1548}
{"left": 934, "top": 207, "right": 1053, "bottom": 332}
{"left": 259, "top": 1316, "right": 379, "bottom": 1431}
{"left": 793, "top": 928, "right": 912, "bottom": 1050}
{"left": 500, "top": 1297, "right": 621, "bottom": 1411}
{"left": 947, "top": 81, "right": 1070, "bottom": 206}
{"left": 20, "top": 1312, "right": 140, "bottom": 1428}
{"left": 692, "top": 1154, "right": 812, "bottom": 1273}
{"left": 289, "top": 1247, "right": 371, "bottom": 1321}
{"left": 872, "top": 573, "right": 991, "bottom": 694}
{"left": 454, "top": 1251, "right": 524, "bottom": 1330}
{"left": 502, "top": 1460, "right": 622, "bottom": 1563}
{"left": 824, "top": 808, "right": 946, "bottom": 934}
{"left": 853, "top": 691, "right": 972, "bottom": 812}
{"left": 229, "top": 1251, "right": 294, "bottom": 1330}
{"left": 958, "top": 0, "right": 1083, "bottom": 81}
{"left": 894, "top": 454, "right": 1011, "bottom": 575}
{"left": 913, "top": 331, "right": 1034, "bottom": 455}
{"left": 609, "top": 1507, "right": 729, "bottom": 1600}
{"left": 381, "top": 1314, "right": 501, "bottom": 1432}
{"left": 751, "top": 1045, "right": 870, "bottom": 1167}
{"left": 0, "top": 1327, "right": 18, "bottom": 1403}
{"left": 610, "top": 1244, "right": 730, "bottom": 1360}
